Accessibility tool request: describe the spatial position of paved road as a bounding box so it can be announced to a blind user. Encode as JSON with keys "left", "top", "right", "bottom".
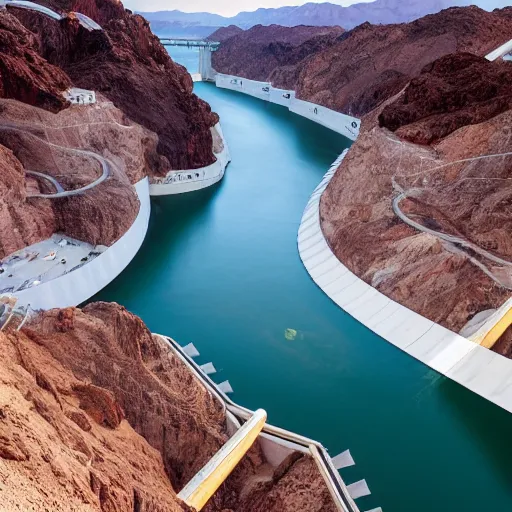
{"left": 0, "top": 124, "right": 111, "bottom": 198}
{"left": 393, "top": 192, "right": 512, "bottom": 289}
{"left": 25, "top": 170, "right": 65, "bottom": 193}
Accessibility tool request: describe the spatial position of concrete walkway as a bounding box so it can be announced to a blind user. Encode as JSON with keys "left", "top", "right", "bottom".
{"left": 392, "top": 192, "right": 512, "bottom": 289}
{"left": 298, "top": 150, "right": 512, "bottom": 416}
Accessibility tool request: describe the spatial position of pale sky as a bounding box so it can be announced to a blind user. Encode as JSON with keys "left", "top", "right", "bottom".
{"left": 124, "top": 0, "right": 508, "bottom": 18}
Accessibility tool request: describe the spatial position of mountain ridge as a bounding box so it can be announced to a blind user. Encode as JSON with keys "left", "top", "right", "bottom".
{"left": 139, "top": 0, "right": 478, "bottom": 33}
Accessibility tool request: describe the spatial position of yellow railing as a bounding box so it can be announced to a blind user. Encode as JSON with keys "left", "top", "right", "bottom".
{"left": 178, "top": 409, "right": 267, "bottom": 511}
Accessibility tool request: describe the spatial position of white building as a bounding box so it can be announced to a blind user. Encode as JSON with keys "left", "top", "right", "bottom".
{"left": 64, "top": 88, "right": 96, "bottom": 105}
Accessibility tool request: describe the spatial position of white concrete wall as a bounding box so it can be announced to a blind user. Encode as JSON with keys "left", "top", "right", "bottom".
{"left": 215, "top": 73, "right": 271, "bottom": 101}
{"left": 298, "top": 151, "right": 512, "bottom": 415}
{"left": 199, "top": 48, "right": 216, "bottom": 81}
{"left": 14, "top": 178, "right": 151, "bottom": 310}
{"left": 289, "top": 98, "right": 360, "bottom": 142}
{"left": 269, "top": 87, "right": 294, "bottom": 107}
{"left": 149, "top": 123, "right": 230, "bottom": 196}
{"left": 215, "top": 73, "right": 360, "bottom": 141}
{"left": 486, "top": 38, "right": 512, "bottom": 61}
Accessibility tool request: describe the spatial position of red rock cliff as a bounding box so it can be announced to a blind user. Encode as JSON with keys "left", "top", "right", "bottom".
{"left": 295, "top": 6, "right": 512, "bottom": 116}
{"left": 212, "top": 24, "right": 343, "bottom": 85}
{"left": 320, "top": 54, "right": 512, "bottom": 351}
{"left": 0, "top": 302, "right": 339, "bottom": 511}
{"left": 378, "top": 52, "right": 512, "bottom": 144}
{"left": 11, "top": 0, "right": 219, "bottom": 172}
{"left": 0, "top": 10, "right": 70, "bottom": 112}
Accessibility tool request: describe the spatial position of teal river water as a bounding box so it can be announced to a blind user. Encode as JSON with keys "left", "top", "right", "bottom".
{"left": 93, "top": 77, "right": 512, "bottom": 510}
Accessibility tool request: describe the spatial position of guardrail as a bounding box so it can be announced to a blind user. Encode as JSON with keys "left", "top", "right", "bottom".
{"left": 156, "top": 334, "right": 364, "bottom": 512}
{"left": 159, "top": 38, "right": 220, "bottom": 51}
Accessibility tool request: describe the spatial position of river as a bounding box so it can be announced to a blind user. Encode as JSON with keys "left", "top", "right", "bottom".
{"left": 92, "top": 72, "right": 512, "bottom": 511}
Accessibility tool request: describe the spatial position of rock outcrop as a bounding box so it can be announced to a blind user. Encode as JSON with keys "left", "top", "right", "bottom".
{"left": 208, "top": 24, "right": 243, "bottom": 42}
{"left": 0, "top": 10, "right": 70, "bottom": 112}
{"left": 10, "top": 0, "right": 219, "bottom": 172}
{"left": 0, "top": 142, "right": 55, "bottom": 259}
{"left": 0, "top": 302, "right": 337, "bottom": 511}
{"left": 320, "top": 55, "right": 512, "bottom": 348}
{"left": 0, "top": 310, "right": 192, "bottom": 511}
{"left": 212, "top": 24, "right": 343, "bottom": 84}
{"left": 0, "top": 94, "right": 161, "bottom": 257}
{"left": 378, "top": 52, "right": 512, "bottom": 144}
{"left": 295, "top": 6, "right": 512, "bottom": 116}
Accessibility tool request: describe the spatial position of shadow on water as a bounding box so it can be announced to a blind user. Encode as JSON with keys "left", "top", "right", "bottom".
{"left": 438, "top": 374, "right": 512, "bottom": 495}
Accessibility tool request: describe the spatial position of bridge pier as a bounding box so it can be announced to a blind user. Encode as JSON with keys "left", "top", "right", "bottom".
{"left": 159, "top": 38, "right": 220, "bottom": 83}
{"left": 198, "top": 48, "right": 215, "bottom": 81}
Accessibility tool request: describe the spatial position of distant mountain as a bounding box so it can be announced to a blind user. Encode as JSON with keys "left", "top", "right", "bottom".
{"left": 139, "top": 0, "right": 477, "bottom": 31}
{"left": 148, "top": 21, "right": 219, "bottom": 38}
{"left": 211, "top": 25, "right": 343, "bottom": 80}
{"left": 207, "top": 25, "right": 244, "bottom": 42}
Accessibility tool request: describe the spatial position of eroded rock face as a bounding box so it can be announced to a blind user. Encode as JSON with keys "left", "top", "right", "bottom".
{"left": 208, "top": 25, "right": 243, "bottom": 42}
{"left": 237, "top": 452, "right": 337, "bottom": 512}
{"left": 0, "top": 321, "right": 191, "bottom": 512}
{"left": 210, "top": 7, "right": 512, "bottom": 116}
{"left": 379, "top": 53, "right": 512, "bottom": 144}
{"left": 0, "top": 142, "right": 55, "bottom": 259}
{"left": 0, "top": 302, "right": 338, "bottom": 511}
{"left": 26, "top": 303, "right": 238, "bottom": 493}
{"left": 0, "top": 96, "right": 159, "bottom": 254}
{"left": 320, "top": 56, "right": 512, "bottom": 339}
{"left": 212, "top": 24, "right": 343, "bottom": 85}
{"left": 12, "top": 0, "right": 219, "bottom": 172}
{"left": 296, "top": 6, "right": 512, "bottom": 116}
{"left": 0, "top": 10, "right": 70, "bottom": 112}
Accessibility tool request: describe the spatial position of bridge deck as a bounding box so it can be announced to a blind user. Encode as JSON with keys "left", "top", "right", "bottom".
{"left": 159, "top": 38, "right": 220, "bottom": 50}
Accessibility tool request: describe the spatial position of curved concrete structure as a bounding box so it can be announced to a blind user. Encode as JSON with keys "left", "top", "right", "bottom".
{"left": 298, "top": 151, "right": 512, "bottom": 416}
{"left": 214, "top": 73, "right": 360, "bottom": 142}
{"left": 486, "top": 38, "right": 512, "bottom": 61}
{"left": 3, "top": 0, "right": 62, "bottom": 19}
{"left": 14, "top": 178, "right": 151, "bottom": 310}
{"left": 3, "top": 0, "right": 102, "bottom": 30}
{"left": 149, "top": 123, "right": 230, "bottom": 195}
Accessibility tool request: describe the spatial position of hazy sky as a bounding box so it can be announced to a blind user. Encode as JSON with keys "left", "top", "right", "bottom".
{"left": 126, "top": 0, "right": 373, "bottom": 17}
{"left": 124, "top": 0, "right": 509, "bottom": 17}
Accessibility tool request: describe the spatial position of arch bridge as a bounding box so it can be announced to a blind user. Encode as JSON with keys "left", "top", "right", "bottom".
{"left": 159, "top": 38, "right": 220, "bottom": 82}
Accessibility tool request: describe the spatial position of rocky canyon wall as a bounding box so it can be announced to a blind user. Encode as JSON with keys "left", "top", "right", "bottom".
{"left": 320, "top": 53, "right": 512, "bottom": 355}
{"left": 10, "top": 0, "right": 218, "bottom": 173}
{"left": 212, "top": 7, "right": 512, "bottom": 118}
{"left": 0, "top": 302, "right": 338, "bottom": 511}
{"left": 211, "top": 24, "right": 343, "bottom": 86}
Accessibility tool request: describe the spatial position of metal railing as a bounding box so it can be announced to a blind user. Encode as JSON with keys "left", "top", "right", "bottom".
{"left": 155, "top": 334, "right": 362, "bottom": 512}
{"left": 159, "top": 38, "right": 220, "bottom": 51}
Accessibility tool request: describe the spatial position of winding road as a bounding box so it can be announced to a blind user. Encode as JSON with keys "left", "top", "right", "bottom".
{"left": 0, "top": 124, "right": 111, "bottom": 198}
{"left": 393, "top": 191, "right": 512, "bottom": 289}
